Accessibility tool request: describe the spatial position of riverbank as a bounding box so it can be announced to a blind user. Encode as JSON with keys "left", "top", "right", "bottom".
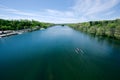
{"left": 0, "top": 28, "right": 45, "bottom": 38}
{"left": 0, "top": 30, "right": 27, "bottom": 38}
{"left": 0, "top": 19, "right": 54, "bottom": 38}
{"left": 68, "top": 19, "right": 120, "bottom": 40}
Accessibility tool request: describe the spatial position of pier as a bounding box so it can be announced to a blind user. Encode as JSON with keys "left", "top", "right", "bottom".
{"left": 0, "top": 30, "right": 23, "bottom": 38}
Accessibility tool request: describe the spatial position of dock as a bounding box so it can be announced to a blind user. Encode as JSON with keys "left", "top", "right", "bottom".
{"left": 0, "top": 32, "right": 18, "bottom": 38}
{"left": 0, "top": 27, "right": 44, "bottom": 38}
{"left": 0, "top": 30, "right": 23, "bottom": 38}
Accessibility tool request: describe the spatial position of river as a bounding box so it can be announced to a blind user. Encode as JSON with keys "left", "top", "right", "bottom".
{"left": 0, "top": 26, "right": 120, "bottom": 80}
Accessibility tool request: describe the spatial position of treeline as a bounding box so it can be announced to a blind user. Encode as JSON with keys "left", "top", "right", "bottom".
{"left": 0, "top": 19, "right": 54, "bottom": 30}
{"left": 68, "top": 19, "right": 120, "bottom": 39}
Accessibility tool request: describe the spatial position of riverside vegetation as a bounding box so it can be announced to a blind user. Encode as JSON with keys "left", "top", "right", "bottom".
{"left": 1, "top": 19, "right": 120, "bottom": 40}
{"left": 0, "top": 19, "right": 54, "bottom": 31}
{"left": 68, "top": 19, "right": 120, "bottom": 39}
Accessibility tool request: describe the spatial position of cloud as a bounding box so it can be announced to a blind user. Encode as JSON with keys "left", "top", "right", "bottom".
{"left": 46, "top": 9, "right": 74, "bottom": 18}
{"left": 0, "top": 5, "right": 36, "bottom": 16}
{"left": 0, "top": 0, "right": 120, "bottom": 23}
{"left": 73, "top": 0, "right": 120, "bottom": 16}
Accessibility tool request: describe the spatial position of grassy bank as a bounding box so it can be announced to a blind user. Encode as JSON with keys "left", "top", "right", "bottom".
{"left": 68, "top": 19, "right": 120, "bottom": 39}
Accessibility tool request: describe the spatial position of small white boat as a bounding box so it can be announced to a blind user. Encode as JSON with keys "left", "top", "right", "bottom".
{"left": 80, "top": 49, "right": 84, "bottom": 54}
{"left": 75, "top": 49, "right": 79, "bottom": 54}
{"left": 75, "top": 48, "right": 84, "bottom": 54}
{"left": 76, "top": 48, "right": 80, "bottom": 51}
{"left": 40, "top": 28, "right": 45, "bottom": 30}
{"left": 17, "top": 32, "right": 22, "bottom": 34}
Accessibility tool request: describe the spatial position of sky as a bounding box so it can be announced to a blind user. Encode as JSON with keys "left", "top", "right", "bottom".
{"left": 0, "top": 0, "right": 120, "bottom": 23}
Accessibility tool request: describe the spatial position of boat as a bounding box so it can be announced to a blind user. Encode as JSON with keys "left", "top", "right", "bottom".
{"left": 17, "top": 32, "right": 23, "bottom": 34}
{"left": 76, "top": 48, "right": 80, "bottom": 51}
{"left": 75, "top": 48, "right": 84, "bottom": 54}
{"left": 75, "top": 49, "right": 79, "bottom": 54}
{"left": 40, "top": 28, "right": 45, "bottom": 30}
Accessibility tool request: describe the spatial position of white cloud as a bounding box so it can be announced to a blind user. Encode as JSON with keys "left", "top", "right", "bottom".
{"left": 0, "top": 5, "right": 37, "bottom": 16}
{"left": 0, "top": 0, "right": 120, "bottom": 23}
{"left": 46, "top": 9, "right": 74, "bottom": 18}
{"left": 104, "top": 11, "right": 115, "bottom": 16}
{"left": 72, "top": 0, "right": 120, "bottom": 16}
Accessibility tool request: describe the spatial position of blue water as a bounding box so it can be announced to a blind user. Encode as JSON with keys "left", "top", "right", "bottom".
{"left": 0, "top": 26, "right": 120, "bottom": 80}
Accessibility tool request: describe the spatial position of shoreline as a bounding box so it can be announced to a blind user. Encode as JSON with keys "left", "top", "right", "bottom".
{"left": 0, "top": 30, "right": 26, "bottom": 38}
{"left": 0, "top": 28, "right": 45, "bottom": 38}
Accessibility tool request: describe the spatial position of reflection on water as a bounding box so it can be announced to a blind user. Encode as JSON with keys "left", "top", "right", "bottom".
{"left": 0, "top": 26, "right": 120, "bottom": 80}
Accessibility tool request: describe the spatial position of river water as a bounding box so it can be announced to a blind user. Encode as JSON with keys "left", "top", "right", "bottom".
{"left": 0, "top": 26, "right": 120, "bottom": 80}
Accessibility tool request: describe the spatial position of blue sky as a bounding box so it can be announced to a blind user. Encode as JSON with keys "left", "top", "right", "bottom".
{"left": 0, "top": 0, "right": 120, "bottom": 23}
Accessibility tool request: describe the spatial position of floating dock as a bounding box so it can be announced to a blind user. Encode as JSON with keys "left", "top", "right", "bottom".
{"left": 0, "top": 32, "right": 18, "bottom": 38}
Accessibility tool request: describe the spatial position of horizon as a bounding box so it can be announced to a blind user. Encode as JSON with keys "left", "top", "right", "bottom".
{"left": 0, "top": 0, "right": 120, "bottom": 23}
{"left": 1, "top": 18, "right": 120, "bottom": 24}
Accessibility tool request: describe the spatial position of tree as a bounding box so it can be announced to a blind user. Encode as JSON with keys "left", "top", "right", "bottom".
{"left": 105, "top": 23, "right": 116, "bottom": 37}
{"left": 114, "top": 26, "right": 120, "bottom": 39}
{"left": 88, "top": 26, "right": 97, "bottom": 34}
{"left": 0, "top": 19, "right": 53, "bottom": 30}
{"left": 96, "top": 27, "right": 105, "bottom": 36}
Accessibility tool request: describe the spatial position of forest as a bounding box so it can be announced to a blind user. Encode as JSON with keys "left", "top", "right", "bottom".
{"left": 0, "top": 19, "right": 53, "bottom": 30}
{"left": 68, "top": 19, "right": 120, "bottom": 39}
